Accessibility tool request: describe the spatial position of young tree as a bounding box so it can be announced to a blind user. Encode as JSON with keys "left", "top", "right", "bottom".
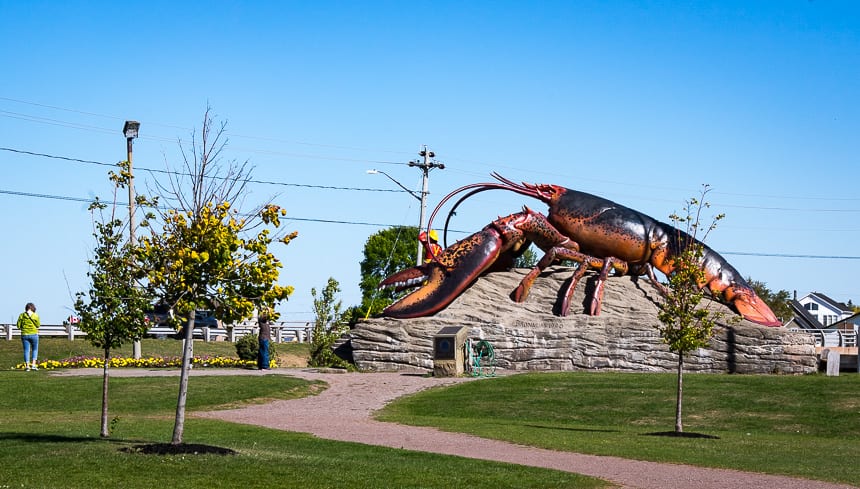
{"left": 655, "top": 185, "right": 724, "bottom": 434}
{"left": 137, "top": 108, "right": 297, "bottom": 445}
{"left": 355, "top": 226, "right": 419, "bottom": 318}
{"left": 75, "top": 162, "right": 155, "bottom": 438}
{"left": 309, "top": 277, "right": 351, "bottom": 369}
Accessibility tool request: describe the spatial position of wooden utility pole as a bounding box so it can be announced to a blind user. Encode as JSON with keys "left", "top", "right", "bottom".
{"left": 409, "top": 146, "right": 444, "bottom": 265}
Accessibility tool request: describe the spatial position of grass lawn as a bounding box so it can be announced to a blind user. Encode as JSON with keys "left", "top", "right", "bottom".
{"left": 379, "top": 371, "right": 860, "bottom": 485}
{"left": 0, "top": 339, "right": 607, "bottom": 488}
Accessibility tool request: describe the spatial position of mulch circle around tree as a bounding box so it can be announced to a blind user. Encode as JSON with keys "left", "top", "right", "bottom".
{"left": 646, "top": 431, "right": 720, "bottom": 439}
{"left": 121, "top": 443, "right": 237, "bottom": 455}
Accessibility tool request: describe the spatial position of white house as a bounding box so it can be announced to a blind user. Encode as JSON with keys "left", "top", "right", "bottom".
{"left": 796, "top": 292, "right": 854, "bottom": 328}
{"left": 784, "top": 292, "right": 858, "bottom": 352}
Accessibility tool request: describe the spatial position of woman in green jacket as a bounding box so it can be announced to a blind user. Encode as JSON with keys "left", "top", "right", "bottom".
{"left": 17, "top": 303, "right": 40, "bottom": 370}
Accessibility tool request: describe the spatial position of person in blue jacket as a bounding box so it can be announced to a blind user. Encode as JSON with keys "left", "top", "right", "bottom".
{"left": 258, "top": 312, "right": 271, "bottom": 370}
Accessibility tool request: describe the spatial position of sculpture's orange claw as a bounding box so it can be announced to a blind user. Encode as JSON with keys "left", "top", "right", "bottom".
{"left": 380, "top": 227, "right": 505, "bottom": 319}
{"left": 734, "top": 295, "right": 782, "bottom": 327}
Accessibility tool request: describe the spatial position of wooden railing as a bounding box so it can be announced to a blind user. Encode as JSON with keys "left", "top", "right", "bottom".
{"left": 789, "top": 328, "right": 857, "bottom": 348}
{"left": 0, "top": 322, "right": 312, "bottom": 343}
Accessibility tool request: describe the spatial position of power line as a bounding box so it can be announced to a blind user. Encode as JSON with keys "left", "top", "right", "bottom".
{"left": 720, "top": 251, "right": 860, "bottom": 260}
{"left": 0, "top": 187, "right": 426, "bottom": 229}
{"left": 6, "top": 144, "right": 860, "bottom": 215}
{"left": 0, "top": 188, "right": 94, "bottom": 204}
{"left": 0, "top": 97, "right": 415, "bottom": 159}
{"left": 1, "top": 186, "right": 858, "bottom": 261}
{"left": 0, "top": 146, "right": 408, "bottom": 194}
{"left": 3, "top": 97, "right": 857, "bottom": 206}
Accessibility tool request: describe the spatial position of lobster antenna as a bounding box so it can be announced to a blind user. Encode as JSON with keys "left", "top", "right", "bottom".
{"left": 426, "top": 183, "right": 503, "bottom": 248}
{"left": 442, "top": 187, "right": 497, "bottom": 246}
{"left": 426, "top": 173, "right": 541, "bottom": 250}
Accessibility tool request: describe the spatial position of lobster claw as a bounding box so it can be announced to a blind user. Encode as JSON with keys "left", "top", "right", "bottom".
{"left": 726, "top": 286, "right": 782, "bottom": 327}
{"left": 380, "top": 225, "right": 514, "bottom": 318}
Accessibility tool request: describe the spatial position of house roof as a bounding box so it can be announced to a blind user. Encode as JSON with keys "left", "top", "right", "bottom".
{"left": 832, "top": 311, "right": 860, "bottom": 331}
{"left": 787, "top": 299, "right": 824, "bottom": 329}
{"left": 803, "top": 292, "right": 853, "bottom": 313}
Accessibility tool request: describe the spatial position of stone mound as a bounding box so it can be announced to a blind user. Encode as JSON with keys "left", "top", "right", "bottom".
{"left": 350, "top": 267, "right": 816, "bottom": 374}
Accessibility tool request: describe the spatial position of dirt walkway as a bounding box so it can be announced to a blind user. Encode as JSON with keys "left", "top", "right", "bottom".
{"left": 64, "top": 368, "right": 856, "bottom": 489}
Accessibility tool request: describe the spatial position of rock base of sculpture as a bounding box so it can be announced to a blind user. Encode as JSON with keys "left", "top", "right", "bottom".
{"left": 349, "top": 267, "right": 816, "bottom": 374}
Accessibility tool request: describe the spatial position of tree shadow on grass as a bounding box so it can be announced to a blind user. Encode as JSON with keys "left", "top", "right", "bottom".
{"left": 0, "top": 432, "right": 119, "bottom": 444}
{"left": 644, "top": 431, "right": 720, "bottom": 439}
{"left": 524, "top": 424, "right": 620, "bottom": 434}
{"left": 0, "top": 432, "right": 236, "bottom": 455}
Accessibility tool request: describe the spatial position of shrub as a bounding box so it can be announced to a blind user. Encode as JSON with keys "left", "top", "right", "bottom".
{"left": 309, "top": 278, "right": 353, "bottom": 370}
{"left": 235, "top": 334, "right": 276, "bottom": 362}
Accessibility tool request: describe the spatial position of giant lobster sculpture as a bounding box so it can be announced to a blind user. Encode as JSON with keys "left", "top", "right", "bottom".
{"left": 379, "top": 174, "right": 781, "bottom": 327}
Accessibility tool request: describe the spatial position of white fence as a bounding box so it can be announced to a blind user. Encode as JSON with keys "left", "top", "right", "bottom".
{"left": 789, "top": 328, "right": 857, "bottom": 348}
{"left": 0, "top": 322, "right": 312, "bottom": 343}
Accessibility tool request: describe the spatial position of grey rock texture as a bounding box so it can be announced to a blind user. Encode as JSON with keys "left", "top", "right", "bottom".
{"left": 350, "top": 267, "right": 816, "bottom": 374}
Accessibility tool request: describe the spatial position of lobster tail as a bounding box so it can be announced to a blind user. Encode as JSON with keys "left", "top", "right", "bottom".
{"left": 699, "top": 248, "right": 782, "bottom": 327}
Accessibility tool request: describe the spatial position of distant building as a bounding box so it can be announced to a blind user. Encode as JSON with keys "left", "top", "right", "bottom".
{"left": 798, "top": 292, "right": 853, "bottom": 327}
{"left": 785, "top": 292, "right": 858, "bottom": 351}
{"left": 784, "top": 291, "right": 855, "bottom": 332}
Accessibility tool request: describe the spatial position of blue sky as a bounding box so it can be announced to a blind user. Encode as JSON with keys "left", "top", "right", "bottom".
{"left": 1, "top": 1, "right": 858, "bottom": 325}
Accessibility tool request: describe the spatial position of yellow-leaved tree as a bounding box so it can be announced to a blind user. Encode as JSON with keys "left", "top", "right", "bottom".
{"left": 136, "top": 108, "right": 297, "bottom": 445}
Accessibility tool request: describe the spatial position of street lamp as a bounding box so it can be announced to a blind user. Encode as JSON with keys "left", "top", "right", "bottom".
{"left": 366, "top": 169, "right": 421, "bottom": 201}
{"left": 123, "top": 120, "right": 141, "bottom": 359}
{"left": 367, "top": 169, "right": 425, "bottom": 266}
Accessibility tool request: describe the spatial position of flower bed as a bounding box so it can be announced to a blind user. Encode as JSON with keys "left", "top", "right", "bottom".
{"left": 15, "top": 354, "right": 276, "bottom": 370}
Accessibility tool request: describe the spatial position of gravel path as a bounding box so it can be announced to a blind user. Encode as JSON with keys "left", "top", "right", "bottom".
{"left": 65, "top": 368, "right": 857, "bottom": 489}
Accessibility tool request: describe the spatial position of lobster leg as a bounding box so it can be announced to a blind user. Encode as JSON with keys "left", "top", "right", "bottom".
{"left": 506, "top": 207, "right": 629, "bottom": 315}
{"left": 587, "top": 257, "right": 628, "bottom": 316}
{"left": 643, "top": 264, "right": 669, "bottom": 296}
{"left": 512, "top": 240, "right": 629, "bottom": 316}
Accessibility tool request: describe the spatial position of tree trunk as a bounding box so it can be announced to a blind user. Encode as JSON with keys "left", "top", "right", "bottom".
{"left": 675, "top": 355, "right": 684, "bottom": 433}
{"left": 171, "top": 317, "right": 195, "bottom": 445}
{"left": 100, "top": 347, "right": 111, "bottom": 438}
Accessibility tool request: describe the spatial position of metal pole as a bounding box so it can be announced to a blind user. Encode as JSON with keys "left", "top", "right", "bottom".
{"left": 124, "top": 121, "right": 142, "bottom": 360}
{"left": 127, "top": 137, "right": 136, "bottom": 247}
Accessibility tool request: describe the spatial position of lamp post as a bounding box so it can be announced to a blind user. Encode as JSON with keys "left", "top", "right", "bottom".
{"left": 368, "top": 147, "right": 444, "bottom": 266}
{"left": 123, "top": 121, "right": 140, "bottom": 245}
{"left": 123, "top": 120, "right": 141, "bottom": 359}
{"left": 366, "top": 169, "right": 423, "bottom": 265}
